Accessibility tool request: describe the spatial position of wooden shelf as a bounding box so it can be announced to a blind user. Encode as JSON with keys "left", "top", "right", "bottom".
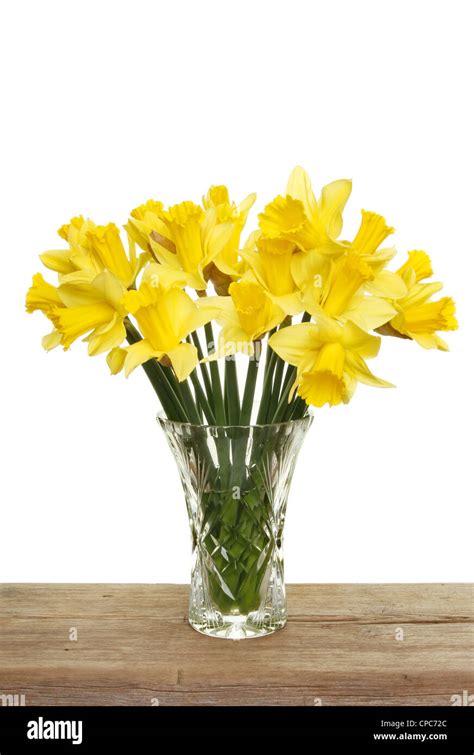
{"left": 0, "top": 584, "right": 472, "bottom": 706}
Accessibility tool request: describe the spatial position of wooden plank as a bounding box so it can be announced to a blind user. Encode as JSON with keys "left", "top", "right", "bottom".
{"left": 0, "top": 584, "right": 472, "bottom": 706}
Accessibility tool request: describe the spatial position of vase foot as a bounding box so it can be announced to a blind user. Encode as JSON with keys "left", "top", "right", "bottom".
{"left": 189, "top": 613, "right": 286, "bottom": 640}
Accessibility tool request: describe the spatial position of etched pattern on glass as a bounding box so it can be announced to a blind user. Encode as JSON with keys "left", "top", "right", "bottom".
{"left": 160, "top": 416, "right": 312, "bottom": 639}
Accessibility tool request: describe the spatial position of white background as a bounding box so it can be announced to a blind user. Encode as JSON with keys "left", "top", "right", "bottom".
{"left": 1, "top": 0, "right": 472, "bottom": 583}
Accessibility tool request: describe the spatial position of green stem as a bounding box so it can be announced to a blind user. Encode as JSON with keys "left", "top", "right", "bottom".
{"left": 125, "top": 320, "right": 187, "bottom": 421}
{"left": 288, "top": 395, "right": 308, "bottom": 420}
{"left": 262, "top": 328, "right": 277, "bottom": 376}
{"left": 256, "top": 349, "right": 276, "bottom": 424}
{"left": 255, "top": 329, "right": 278, "bottom": 425}
{"left": 190, "top": 330, "right": 214, "bottom": 409}
{"left": 204, "top": 322, "right": 226, "bottom": 425}
{"left": 280, "top": 363, "right": 296, "bottom": 402}
{"left": 270, "top": 375, "right": 296, "bottom": 423}
{"left": 178, "top": 378, "right": 202, "bottom": 424}
{"left": 265, "top": 355, "right": 285, "bottom": 422}
{"left": 202, "top": 323, "right": 231, "bottom": 482}
{"left": 240, "top": 353, "right": 260, "bottom": 425}
{"left": 189, "top": 369, "right": 216, "bottom": 424}
{"left": 224, "top": 355, "right": 240, "bottom": 425}
{"left": 154, "top": 356, "right": 201, "bottom": 424}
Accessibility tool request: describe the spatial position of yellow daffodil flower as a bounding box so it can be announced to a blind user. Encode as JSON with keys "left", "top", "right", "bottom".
{"left": 284, "top": 168, "right": 405, "bottom": 303}
{"left": 125, "top": 200, "right": 165, "bottom": 251}
{"left": 50, "top": 271, "right": 128, "bottom": 354}
{"left": 202, "top": 185, "right": 256, "bottom": 289}
{"left": 26, "top": 270, "right": 126, "bottom": 356}
{"left": 26, "top": 267, "right": 129, "bottom": 355}
{"left": 347, "top": 210, "right": 407, "bottom": 299}
{"left": 256, "top": 167, "right": 352, "bottom": 306}
{"left": 269, "top": 310, "right": 393, "bottom": 407}
{"left": 197, "top": 280, "right": 285, "bottom": 357}
{"left": 292, "top": 207, "right": 406, "bottom": 303}
{"left": 41, "top": 217, "right": 146, "bottom": 287}
{"left": 127, "top": 199, "right": 234, "bottom": 291}
{"left": 302, "top": 252, "right": 398, "bottom": 331}
{"left": 121, "top": 266, "right": 211, "bottom": 380}
{"left": 40, "top": 216, "right": 97, "bottom": 276}
{"left": 378, "top": 251, "right": 458, "bottom": 350}
{"left": 25, "top": 273, "right": 66, "bottom": 350}
{"left": 259, "top": 167, "right": 351, "bottom": 252}
{"left": 286, "top": 165, "right": 352, "bottom": 249}
{"left": 86, "top": 223, "right": 144, "bottom": 287}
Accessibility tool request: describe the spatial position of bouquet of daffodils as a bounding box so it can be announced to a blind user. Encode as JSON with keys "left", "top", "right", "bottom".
{"left": 26, "top": 167, "right": 457, "bottom": 425}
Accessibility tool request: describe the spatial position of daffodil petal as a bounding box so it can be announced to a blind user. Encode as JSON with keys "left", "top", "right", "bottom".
{"left": 434, "top": 335, "right": 450, "bottom": 351}
{"left": 40, "top": 250, "right": 77, "bottom": 275}
{"left": 86, "top": 313, "right": 126, "bottom": 356}
{"left": 344, "top": 296, "right": 398, "bottom": 331}
{"left": 107, "top": 347, "right": 127, "bottom": 374}
{"left": 365, "top": 270, "right": 408, "bottom": 299}
{"left": 399, "top": 281, "right": 444, "bottom": 307}
{"left": 59, "top": 270, "right": 126, "bottom": 309}
{"left": 340, "top": 322, "right": 382, "bottom": 358}
{"left": 166, "top": 342, "right": 198, "bottom": 381}
{"left": 269, "top": 323, "right": 322, "bottom": 367}
{"left": 237, "top": 193, "right": 257, "bottom": 216}
{"left": 310, "top": 308, "right": 345, "bottom": 341}
{"left": 291, "top": 250, "right": 329, "bottom": 290}
{"left": 286, "top": 166, "right": 319, "bottom": 220}
{"left": 345, "top": 352, "right": 394, "bottom": 388}
{"left": 124, "top": 340, "right": 163, "bottom": 377}
{"left": 42, "top": 330, "right": 62, "bottom": 351}
{"left": 319, "top": 179, "right": 352, "bottom": 238}
{"left": 149, "top": 238, "right": 182, "bottom": 270}
{"left": 141, "top": 262, "right": 187, "bottom": 290}
{"left": 203, "top": 222, "right": 234, "bottom": 265}
{"left": 410, "top": 333, "right": 440, "bottom": 349}
{"left": 196, "top": 295, "right": 235, "bottom": 325}
{"left": 267, "top": 291, "right": 304, "bottom": 316}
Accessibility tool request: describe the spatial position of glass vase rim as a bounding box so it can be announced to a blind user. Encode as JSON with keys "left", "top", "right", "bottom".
{"left": 156, "top": 410, "right": 314, "bottom": 432}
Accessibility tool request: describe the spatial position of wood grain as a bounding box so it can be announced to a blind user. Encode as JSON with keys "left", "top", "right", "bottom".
{"left": 0, "top": 584, "right": 472, "bottom": 706}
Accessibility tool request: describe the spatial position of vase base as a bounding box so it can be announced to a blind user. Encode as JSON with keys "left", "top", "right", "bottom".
{"left": 189, "top": 613, "right": 286, "bottom": 640}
